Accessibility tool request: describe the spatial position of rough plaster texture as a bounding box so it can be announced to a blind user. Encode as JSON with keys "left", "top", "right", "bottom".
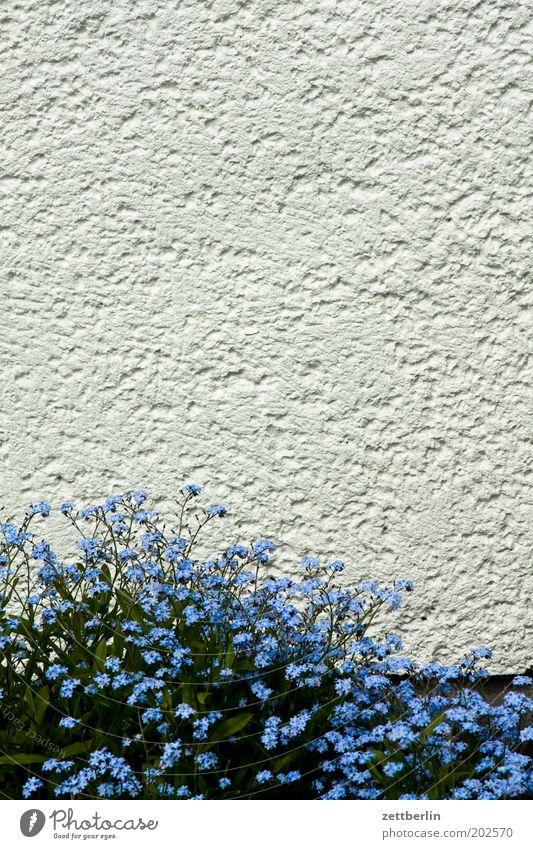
{"left": 0, "top": 0, "right": 531, "bottom": 672}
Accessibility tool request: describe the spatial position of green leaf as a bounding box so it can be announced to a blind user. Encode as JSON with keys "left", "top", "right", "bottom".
{"left": 23, "top": 685, "right": 34, "bottom": 717}
{"left": 113, "top": 634, "right": 125, "bottom": 657}
{"left": 211, "top": 713, "right": 253, "bottom": 741}
{"left": 93, "top": 638, "right": 107, "bottom": 672}
{"left": 418, "top": 709, "right": 448, "bottom": 744}
{"left": 115, "top": 589, "right": 142, "bottom": 622}
{"left": 62, "top": 741, "right": 92, "bottom": 757}
{"left": 0, "top": 754, "right": 48, "bottom": 766}
{"left": 272, "top": 750, "right": 301, "bottom": 772}
{"left": 34, "top": 685, "right": 49, "bottom": 726}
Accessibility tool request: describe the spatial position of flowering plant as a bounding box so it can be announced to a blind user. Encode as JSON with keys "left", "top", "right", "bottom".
{"left": 0, "top": 487, "right": 531, "bottom": 800}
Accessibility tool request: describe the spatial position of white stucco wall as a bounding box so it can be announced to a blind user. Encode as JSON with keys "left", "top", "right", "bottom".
{"left": 0, "top": 1, "right": 531, "bottom": 672}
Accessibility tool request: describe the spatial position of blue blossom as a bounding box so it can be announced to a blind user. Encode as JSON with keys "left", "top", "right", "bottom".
{"left": 59, "top": 717, "right": 80, "bottom": 728}
{"left": 97, "top": 782, "right": 117, "bottom": 798}
{"left": 118, "top": 548, "right": 138, "bottom": 563}
{"left": 227, "top": 544, "right": 248, "bottom": 558}
{"left": 134, "top": 510, "right": 158, "bottom": 523}
{"left": 470, "top": 647, "right": 493, "bottom": 660}
{"left": 27, "top": 501, "right": 52, "bottom": 518}
{"left": 182, "top": 484, "right": 202, "bottom": 495}
{"left": 163, "top": 540, "right": 187, "bottom": 561}
{"left": 142, "top": 651, "right": 162, "bottom": 665}
{"left": 141, "top": 708, "right": 163, "bottom": 724}
{"left": 127, "top": 490, "right": 149, "bottom": 506}
{"left": 204, "top": 505, "right": 227, "bottom": 517}
{"left": 250, "top": 539, "right": 276, "bottom": 563}
{"left": 160, "top": 741, "right": 182, "bottom": 768}
{"left": 22, "top": 777, "right": 43, "bottom": 798}
{"left": 59, "top": 679, "right": 81, "bottom": 698}
{"left": 300, "top": 555, "right": 320, "bottom": 569}
{"left": 42, "top": 759, "right": 75, "bottom": 773}
{"left": 261, "top": 716, "right": 281, "bottom": 749}
{"left": 2, "top": 523, "right": 33, "bottom": 544}
{"left": 76, "top": 538, "right": 103, "bottom": 558}
{"left": 40, "top": 609, "right": 57, "bottom": 625}
{"left": 103, "top": 495, "right": 123, "bottom": 512}
{"left": 140, "top": 531, "right": 163, "bottom": 553}
{"left": 174, "top": 703, "right": 196, "bottom": 719}
{"left": 383, "top": 762, "right": 404, "bottom": 777}
{"left": 250, "top": 680, "right": 273, "bottom": 700}
{"left": 277, "top": 770, "right": 301, "bottom": 783}
{"left": 1, "top": 484, "right": 531, "bottom": 802}
{"left": 394, "top": 579, "right": 414, "bottom": 592}
{"left": 196, "top": 752, "right": 218, "bottom": 770}
{"left": 80, "top": 506, "right": 99, "bottom": 520}
{"left": 45, "top": 664, "right": 68, "bottom": 681}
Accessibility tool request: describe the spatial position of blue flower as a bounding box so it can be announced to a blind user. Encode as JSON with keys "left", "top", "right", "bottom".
{"left": 383, "top": 762, "right": 403, "bottom": 777}
{"left": 59, "top": 679, "right": 80, "bottom": 698}
{"left": 42, "top": 759, "right": 75, "bottom": 773}
{"left": 471, "top": 647, "right": 493, "bottom": 660}
{"left": 394, "top": 579, "right": 414, "bottom": 592}
{"left": 22, "top": 777, "right": 43, "bottom": 798}
{"left": 196, "top": 752, "right": 218, "bottom": 770}
{"left": 174, "top": 703, "right": 196, "bottom": 719}
{"left": 163, "top": 540, "right": 187, "bottom": 562}
{"left": 250, "top": 680, "right": 272, "bottom": 700}
{"left": 204, "top": 505, "right": 227, "bottom": 517}
{"left": 134, "top": 510, "right": 158, "bottom": 523}
{"left": 76, "top": 538, "right": 103, "bottom": 558}
{"left": 300, "top": 555, "right": 320, "bottom": 569}
{"left": 59, "top": 717, "right": 80, "bottom": 728}
{"left": 45, "top": 664, "right": 68, "bottom": 681}
{"left": 27, "top": 501, "right": 52, "bottom": 518}
{"left": 2, "top": 523, "right": 33, "bottom": 544}
{"left": 160, "top": 741, "right": 182, "bottom": 768}
{"left": 2, "top": 485, "right": 530, "bottom": 802}
{"left": 227, "top": 545, "right": 248, "bottom": 558}
{"left": 127, "top": 490, "right": 149, "bottom": 506}
{"left": 141, "top": 708, "right": 163, "bottom": 724}
{"left": 182, "top": 484, "right": 202, "bottom": 495}
{"left": 118, "top": 548, "right": 138, "bottom": 563}
{"left": 103, "top": 495, "right": 123, "bottom": 512}
{"left": 277, "top": 770, "right": 301, "bottom": 784}
{"left": 261, "top": 716, "right": 281, "bottom": 749}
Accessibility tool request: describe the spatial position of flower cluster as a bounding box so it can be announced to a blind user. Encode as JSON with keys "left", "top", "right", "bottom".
{"left": 0, "top": 487, "right": 531, "bottom": 800}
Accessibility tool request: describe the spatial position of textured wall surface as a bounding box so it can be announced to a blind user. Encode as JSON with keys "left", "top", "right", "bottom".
{"left": 0, "top": 0, "right": 531, "bottom": 672}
